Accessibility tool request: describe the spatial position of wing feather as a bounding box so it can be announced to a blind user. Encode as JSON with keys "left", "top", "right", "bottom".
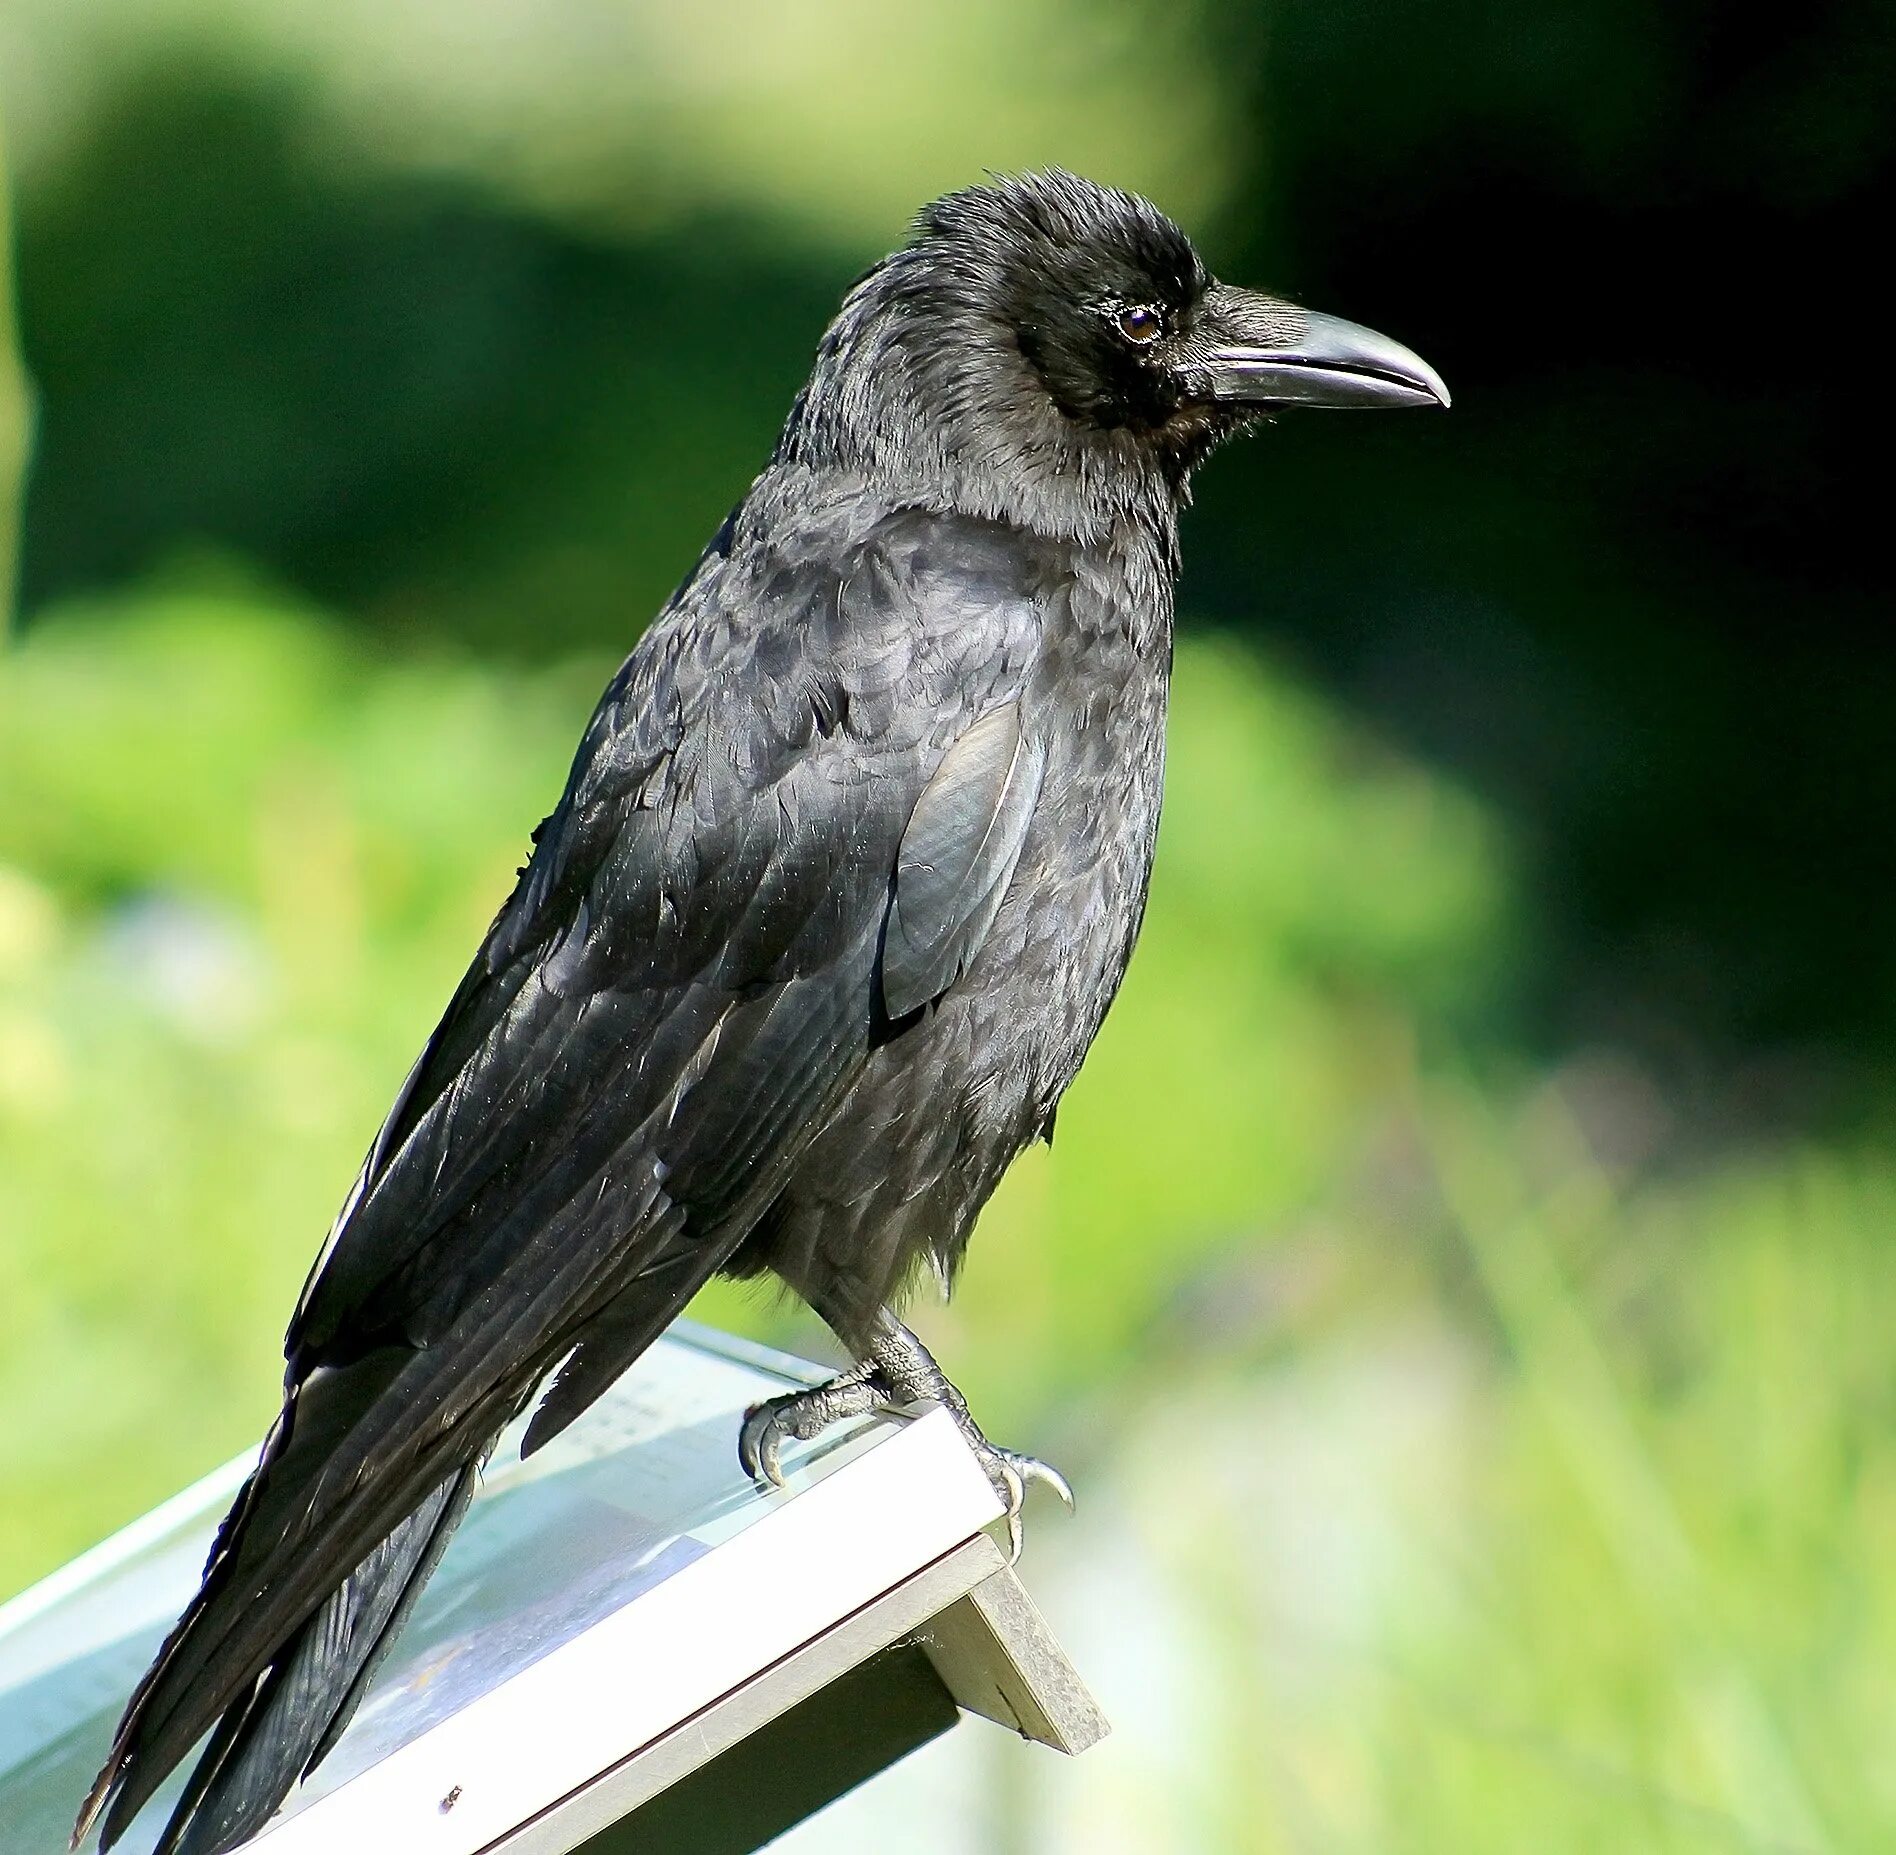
{"left": 883, "top": 697, "right": 1046, "bottom": 1016}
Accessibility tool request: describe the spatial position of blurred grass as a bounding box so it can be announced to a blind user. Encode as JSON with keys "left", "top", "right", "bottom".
{"left": 1003, "top": 1101, "right": 1894, "bottom": 1853}
{"left": 2, "top": 583, "right": 1891, "bottom": 1847}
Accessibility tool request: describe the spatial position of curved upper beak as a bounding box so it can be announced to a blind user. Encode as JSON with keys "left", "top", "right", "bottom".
{"left": 1194, "top": 286, "right": 1450, "bottom": 411}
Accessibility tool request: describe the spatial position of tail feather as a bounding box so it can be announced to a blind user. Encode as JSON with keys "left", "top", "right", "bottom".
{"left": 102, "top": 1463, "right": 478, "bottom": 1855}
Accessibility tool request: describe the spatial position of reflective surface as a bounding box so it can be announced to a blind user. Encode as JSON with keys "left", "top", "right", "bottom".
{"left": 0, "top": 1326, "right": 884, "bottom": 1855}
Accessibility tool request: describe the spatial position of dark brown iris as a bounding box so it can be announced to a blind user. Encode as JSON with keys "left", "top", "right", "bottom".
{"left": 1117, "top": 304, "right": 1164, "bottom": 344}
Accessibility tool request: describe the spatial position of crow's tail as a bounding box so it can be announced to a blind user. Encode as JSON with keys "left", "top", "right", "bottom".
{"left": 130, "top": 1462, "right": 478, "bottom": 1855}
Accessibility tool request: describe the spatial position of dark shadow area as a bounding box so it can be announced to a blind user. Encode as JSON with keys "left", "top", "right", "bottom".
{"left": 15, "top": 73, "right": 841, "bottom": 657}
{"left": 584, "top": 1643, "right": 959, "bottom": 1854}
{"left": 12, "top": 24, "right": 1895, "bottom": 1088}
{"left": 1190, "top": 0, "right": 1895, "bottom": 1078}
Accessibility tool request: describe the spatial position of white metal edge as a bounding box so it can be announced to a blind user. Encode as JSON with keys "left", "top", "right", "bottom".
{"left": 485, "top": 1532, "right": 1012, "bottom": 1855}
{"left": 250, "top": 1407, "right": 1005, "bottom": 1854}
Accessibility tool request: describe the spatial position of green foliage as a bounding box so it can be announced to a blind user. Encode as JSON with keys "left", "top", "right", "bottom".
{"left": 0, "top": 584, "right": 588, "bottom": 1582}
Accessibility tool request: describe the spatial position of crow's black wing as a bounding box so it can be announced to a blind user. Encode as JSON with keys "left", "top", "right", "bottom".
{"left": 883, "top": 696, "right": 1045, "bottom": 1017}
{"left": 83, "top": 506, "right": 1047, "bottom": 1850}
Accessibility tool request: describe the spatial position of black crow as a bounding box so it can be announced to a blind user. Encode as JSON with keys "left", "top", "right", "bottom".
{"left": 76, "top": 168, "right": 1446, "bottom": 1855}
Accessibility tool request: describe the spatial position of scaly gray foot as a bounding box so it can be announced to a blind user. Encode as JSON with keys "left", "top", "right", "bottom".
{"left": 738, "top": 1361, "right": 882, "bottom": 1487}
{"left": 738, "top": 1314, "right": 1072, "bottom": 1562}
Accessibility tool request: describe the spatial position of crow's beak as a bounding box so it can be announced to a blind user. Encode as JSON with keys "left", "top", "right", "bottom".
{"left": 1195, "top": 286, "right": 1450, "bottom": 411}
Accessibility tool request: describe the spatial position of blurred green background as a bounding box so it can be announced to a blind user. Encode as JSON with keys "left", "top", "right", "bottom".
{"left": 1, "top": 2, "right": 1892, "bottom": 1849}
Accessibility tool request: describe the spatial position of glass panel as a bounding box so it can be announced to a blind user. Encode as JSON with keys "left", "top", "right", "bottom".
{"left": 0, "top": 1327, "right": 876, "bottom": 1855}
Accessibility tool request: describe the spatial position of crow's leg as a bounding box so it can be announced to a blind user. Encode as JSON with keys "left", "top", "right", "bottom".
{"left": 739, "top": 1311, "right": 1071, "bottom": 1561}
{"left": 866, "top": 1313, "right": 1074, "bottom": 1560}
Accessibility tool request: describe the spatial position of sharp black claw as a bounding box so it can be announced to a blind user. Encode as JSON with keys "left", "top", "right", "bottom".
{"left": 737, "top": 1401, "right": 790, "bottom": 1488}
{"left": 996, "top": 1447, "right": 1075, "bottom": 1512}
{"left": 976, "top": 1445, "right": 1074, "bottom": 1563}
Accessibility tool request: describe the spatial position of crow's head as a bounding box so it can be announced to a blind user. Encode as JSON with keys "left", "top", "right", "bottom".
{"left": 782, "top": 169, "right": 1447, "bottom": 538}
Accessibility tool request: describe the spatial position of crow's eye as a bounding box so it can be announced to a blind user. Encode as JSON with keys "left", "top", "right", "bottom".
{"left": 1116, "top": 305, "right": 1164, "bottom": 345}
